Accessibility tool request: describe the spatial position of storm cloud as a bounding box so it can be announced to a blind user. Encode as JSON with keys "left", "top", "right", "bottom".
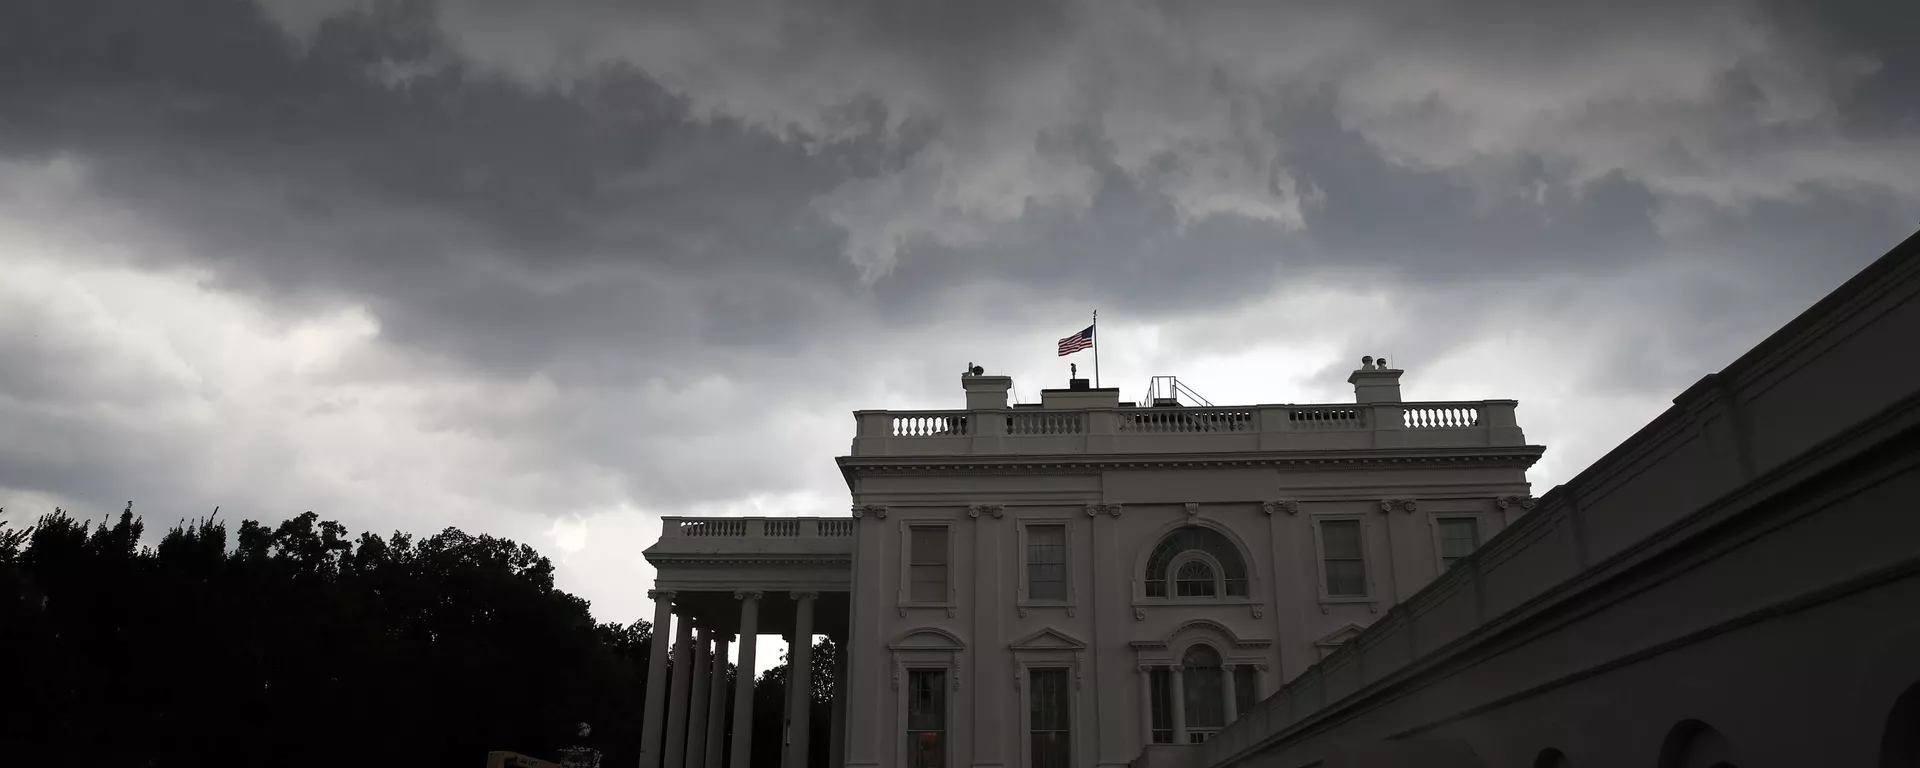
{"left": 2, "top": 0, "right": 1916, "bottom": 623}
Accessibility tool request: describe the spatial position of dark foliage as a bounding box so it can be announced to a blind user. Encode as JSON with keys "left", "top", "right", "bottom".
{"left": 0, "top": 505, "right": 837, "bottom": 768}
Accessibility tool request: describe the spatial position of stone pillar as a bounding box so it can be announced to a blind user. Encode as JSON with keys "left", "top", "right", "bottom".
{"left": 780, "top": 627, "right": 796, "bottom": 762}
{"left": 640, "top": 590, "right": 677, "bottom": 768}
{"left": 1221, "top": 664, "right": 1239, "bottom": 725}
{"left": 829, "top": 639, "right": 847, "bottom": 768}
{"left": 1169, "top": 665, "right": 1188, "bottom": 745}
{"left": 1137, "top": 667, "right": 1155, "bottom": 744}
{"left": 704, "top": 636, "right": 731, "bottom": 768}
{"left": 665, "top": 618, "right": 697, "bottom": 768}
{"left": 787, "top": 592, "right": 818, "bottom": 768}
{"left": 687, "top": 628, "right": 714, "bottom": 768}
{"left": 730, "top": 591, "right": 762, "bottom": 768}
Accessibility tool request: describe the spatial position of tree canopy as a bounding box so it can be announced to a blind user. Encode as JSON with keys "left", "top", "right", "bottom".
{"left": 0, "top": 505, "right": 837, "bottom": 767}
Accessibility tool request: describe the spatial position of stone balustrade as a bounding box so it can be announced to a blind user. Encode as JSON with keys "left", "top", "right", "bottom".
{"left": 850, "top": 400, "right": 1525, "bottom": 456}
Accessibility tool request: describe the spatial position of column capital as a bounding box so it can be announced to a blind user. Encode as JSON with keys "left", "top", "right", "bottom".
{"left": 1083, "top": 503, "right": 1123, "bottom": 517}
{"left": 1262, "top": 499, "right": 1300, "bottom": 515}
{"left": 1377, "top": 498, "right": 1418, "bottom": 514}
{"left": 1221, "top": 663, "right": 1238, "bottom": 671}
{"left": 851, "top": 504, "right": 888, "bottom": 520}
{"left": 648, "top": 589, "right": 676, "bottom": 600}
{"left": 790, "top": 590, "right": 820, "bottom": 601}
{"left": 733, "top": 590, "right": 763, "bottom": 601}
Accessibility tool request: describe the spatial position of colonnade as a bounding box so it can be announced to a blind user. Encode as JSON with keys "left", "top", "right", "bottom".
{"left": 637, "top": 589, "right": 845, "bottom": 768}
{"left": 1137, "top": 663, "right": 1261, "bottom": 745}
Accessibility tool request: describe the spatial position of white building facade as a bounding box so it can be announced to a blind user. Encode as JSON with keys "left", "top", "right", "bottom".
{"left": 641, "top": 359, "right": 1542, "bottom": 768}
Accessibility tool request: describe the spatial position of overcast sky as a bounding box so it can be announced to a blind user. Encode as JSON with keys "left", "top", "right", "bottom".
{"left": 3, "top": 0, "right": 1917, "bottom": 652}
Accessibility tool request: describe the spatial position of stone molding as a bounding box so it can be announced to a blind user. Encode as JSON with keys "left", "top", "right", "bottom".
{"left": 1497, "top": 494, "right": 1538, "bottom": 510}
{"left": 967, "top": 503, "right": 1005, "bottom": 519}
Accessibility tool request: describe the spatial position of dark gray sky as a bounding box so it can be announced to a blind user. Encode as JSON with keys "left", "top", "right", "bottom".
{"left": 2, "top": 0, "right": 1917, "bottom": 628}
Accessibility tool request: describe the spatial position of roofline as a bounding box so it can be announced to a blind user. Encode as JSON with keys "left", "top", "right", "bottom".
{"left": 834, "top": 445, "right": 1546, "bottom": 491}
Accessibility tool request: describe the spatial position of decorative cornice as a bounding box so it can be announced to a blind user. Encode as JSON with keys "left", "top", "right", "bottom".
{"left": 839, "top": 448, "right": 1547, "bottom": 476}
{"left": 650, "top": 555, "right": 853, "bottom": 566}
{"left": 1378, "top": 498, "right": 1418, "bottom": 514}
{"left": 733, "top": 590, "right": 763, "bottom": 601}
{"left": 967, "top": 503, "right": 1005, "bottom": 519}
{"left": 1263, "top": 499, "right": 1300, "bottom": 515}
{"left": 1084, "top": 503, "right": 1123, "bottom": 518}
{"left": 1496, "top": 494, "right": 1537, "bottom": 510}
{"left": 647, "top": 589, "right": 675, "bottom": 600}
{"left": 851, "top": 504, "right": 888, "bottom": 520}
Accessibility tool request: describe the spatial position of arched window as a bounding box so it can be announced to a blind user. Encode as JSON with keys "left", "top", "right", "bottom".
{"left": 1182, "top": 645, "right": 1225, "bottom": 732}
{"left": 1144, "top": 526, "right": 1248, "bottom": 598}
{"left": 1175, "top": 560, "right": 1216, "bottom": 597}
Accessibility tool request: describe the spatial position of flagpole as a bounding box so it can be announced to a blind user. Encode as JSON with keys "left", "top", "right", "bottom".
{"left": 1092, "top": 310, "right": 1100, "bottom": 389}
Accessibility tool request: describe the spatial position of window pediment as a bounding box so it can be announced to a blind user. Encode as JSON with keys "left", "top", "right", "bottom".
{"left": 891, "top": 627, "right": 966, "bottom": 651}
{"left": 1008, "top": 627, "right": 1087, "bottom": 651}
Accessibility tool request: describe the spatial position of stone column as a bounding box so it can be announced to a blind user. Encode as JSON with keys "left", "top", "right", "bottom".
{"left": 787, "top": 592, "right": 818, "bottom": 768}
{"left": 1169, "top": 665, "right": 1188, "bottom": 745}
{"left": 704, "top": 635, "right": 731, "bottom": 768}
{"left": 828, "top": 639, "right": 847, "bottom": 768}
{"left": 687, "top": 627, "right": 714, "bottom": 768}
{"left": 1137, "top": 667, "right": 1155, "bottom": 744}
{"left": 641, "top": 590, "right": 677, "bottom": 768}
{"left": 780, "top": 627, "right": 796, "bottom": 761}
{"left": 1221, "top": 664, "right": 1239, "bottom": 725}
{"left": 730, "top": 592, "right": 762, "bottom": 768}
{"left": 665, "top": 618, "right": 698, "bottom": 768}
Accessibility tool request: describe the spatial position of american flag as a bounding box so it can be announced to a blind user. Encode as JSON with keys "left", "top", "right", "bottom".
{"left": 1057, "top": 325, "right": 1094, "bottom": 356}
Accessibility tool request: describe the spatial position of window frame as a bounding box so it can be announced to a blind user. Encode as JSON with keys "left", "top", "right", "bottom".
{"left": 898, "top": 521, "right": 958, "bottom": 612}
{"left": 902, "top": 667, "right": 951, "bottom": 768}
{"left": 1431, "top": 515, "right": 1482, "bottom": 573}
{"left": 1311, "top": 515, "right": 1373, "bottom": 602}
{"left": 1020, "top": 666, "right": 1074, "bottom": 768}
{"left": 1016, "top": 518, "right": 1077, "bottom": 614}
{"left": 1169, "top": 552, "right": 1223, "bottom": 598}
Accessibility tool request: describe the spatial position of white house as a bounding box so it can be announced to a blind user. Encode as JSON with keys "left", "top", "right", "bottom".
{"left": 641, "top": 356, "right": 1542, "bottom": 768}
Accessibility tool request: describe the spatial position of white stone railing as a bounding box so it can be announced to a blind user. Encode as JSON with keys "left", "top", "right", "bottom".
{"left": 850, "top": 400, "right": 1524, "bottom": 456}
{"left": 663, "top": 517, "right": 855, "bottom": 539}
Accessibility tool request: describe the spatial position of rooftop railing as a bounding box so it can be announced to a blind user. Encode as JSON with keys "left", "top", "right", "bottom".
{"left": 850, "top": 400, "right": 1525, "bottom": 456}
{"left": 660, "top": 516, "right": 856, "bottom": 539}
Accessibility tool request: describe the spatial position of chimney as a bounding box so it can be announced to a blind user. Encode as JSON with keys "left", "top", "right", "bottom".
{"left": 962, "top": 365, "right": 1013, "bottom": 410}
{"left": 1347, "top": 355, "right": 1403, "bottom": 404}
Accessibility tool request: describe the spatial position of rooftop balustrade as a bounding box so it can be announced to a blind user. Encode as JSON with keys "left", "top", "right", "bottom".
{"left": 850, "top": 400, "right": 1525, "bottom": 456}
{"left": 645, "top": 516, "right": 856, "bottom": 560}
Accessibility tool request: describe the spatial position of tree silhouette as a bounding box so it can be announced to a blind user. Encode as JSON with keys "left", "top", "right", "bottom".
{"left": 0, "top": 505, "right": 668, "bottom": 767}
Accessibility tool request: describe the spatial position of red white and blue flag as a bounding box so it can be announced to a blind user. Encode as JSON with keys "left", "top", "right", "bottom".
{"left": 1057, "top": 325, "right": 1094, "bottom": 356}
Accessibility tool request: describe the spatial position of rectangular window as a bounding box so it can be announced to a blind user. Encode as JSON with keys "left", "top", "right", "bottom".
{"left": 1026, "top": 525, "right": 1068, "bottom": 601}
{"left": 909, "top": 526, "right": 949, "bottom": 603}
{"left": 1149, "top": 668, "right": 1173, "bottom": 744}
{"left": 907, "top": 669, "right": 946, "bottom": 768}
{"left": 1320, "top": 520, "right": 1366, "bottom": 597}
{"left": 1438, "top": 518, "right": 1480, "bottom": 569}
{"left": 1029, "top": 668, "right": 1071, "bottom": 768}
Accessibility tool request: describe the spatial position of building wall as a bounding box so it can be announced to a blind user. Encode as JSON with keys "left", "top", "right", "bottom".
{"left": 842, "top": 458, "right": 1533, "bottom": 768}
